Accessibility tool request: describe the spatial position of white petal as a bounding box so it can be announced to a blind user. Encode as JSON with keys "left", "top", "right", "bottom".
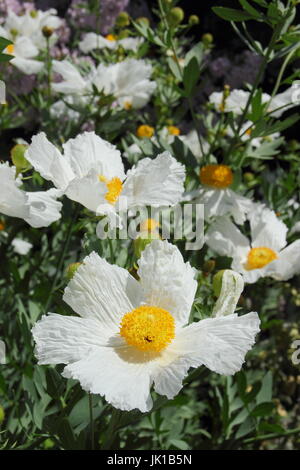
{"left": 63, "top": 131, "right": 125, "bottom": 180}
{"left": 0, "top": 163, "right": 29, "bottom": 219}
{"left": 32, "top": 313, "right": 108, "bottom": 365}
{"left": 197, "top": 188, "right": 252, "bottom": 224}
{"left": 137, "top": 240, "right": 197, "bottom": 326}
{"left": 11, "top": 56, "right": 43, "bottom": 74}
{"left": 52, "top": 60, "right": 87, "bottom": 94}
{"left": 249, "top": 204, "right": 287, "bottom": 251}
{"left": 265, "top": 240, "right": 300, "bottom": 280}
{"left": 212, "top": 270, "right": 244, "bottom": 317}
{"left": 178, "top": 313, "right": 260, "bottom": 375}
{"left": 25, "top": 133, "right": 74, "bottom": 190}
{"left": 63, "top": 251, "right": 143, "bottom": 330}
{"left": 14, "top": 36, "right": 39, "bottom": 58}
{"left": 24, "top": 188, "right": 62, "bottom": 228}
{"left": 11, "top": 238, "right": 33, "bottom": 255}
{"left": 206, "top": 216, "right": 250, "bottom": 262}
{"left": 65, "top": 171, "right": 107, "bottom": 212}
{"left": 122, "top": 151, "right": 185, "bottom": 208}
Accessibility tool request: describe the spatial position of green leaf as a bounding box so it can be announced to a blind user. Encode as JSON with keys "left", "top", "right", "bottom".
{"left": 183, "top": 56, "right": 200, "bottom": 96}
{"left": 212, "top": 7, "right": 253, "bottom": 22}
{"left": 251, "top": 402, "right": 274, "bottom": 417}
{"left": 0, "top": 36, "right": 13, "bottom": 51}
{"left": 256, "top": 371, "right": 273, "bottom": 404}
{"left": 239, "top": 0, "right": 262, "bottom": 18}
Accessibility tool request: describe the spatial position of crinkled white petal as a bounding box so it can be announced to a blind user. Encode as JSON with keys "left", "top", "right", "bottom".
{"left": 137, "top": 240, "right": 197, "bottom": 326}
{"left": 52, "top": 60, "right": 88, "bottom": 95}
{"left": 176, "top": 312, "right": 260, "bottom": 375}
{"left": 25, "top": 132, "right": 74, "bottom": 190}
{"left": 11, "top": 238, "right": 33, "bottom": 255}
{"left": 62, "top": 131, "right": 125, "bottom": 180}
{"left": 0, "top": 163, "right": 29, "bottom": 219}
{"left": 24, "top": 188, "right": 62, "bottom": 228}
{"left": 122, "top": 151, "right": 185, "bottom": 208}
{"left": 63, "top": 251, "right": 143, "bottom": 330}
{"left": 65, "top": 171, "right": 107, "bottom": 213}
{"left": 249, "top": 203, "right": 287, "bottom": 251}
{"left": 265, "top": 240, "right": 300, "bottom": 281}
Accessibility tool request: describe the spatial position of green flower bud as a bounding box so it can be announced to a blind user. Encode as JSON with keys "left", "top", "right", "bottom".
{"left": 30, "top": 10, "right": 38, "bottom": 18}
{"left": 10, "top": 28, "right": 18, "bottom": 37}
{"left": 168, "top": 7, "right": 185, "bottom": 26}
{"left": 43, "top": 438, "right": 55, "bottom": 450}
{"left": 203, "top": 259, "right": 216, "bottom": 273}
{"left": 188, "top": 15, "right": 199, "bottom": 26}
{"left": 11, "top": 144, "right": 30, "bottom": 174}
{"left": 243, "top": 172, "right": 255, "bottom": 182}
{"left": 212, "top": 269, "right": 226, "bottom": 297}
{"left": 116, "top": 12, "right": 130, "bottom": 28}
{"left": 136, "top": 17, "right": 150, "bottom": 27}
{"left": 66, "top": 262, "right": 82, "bottom": 280}
{"left": 118, "top": 29, "right": 131, "bottom": 39}
{"left": 134, "top": 231, "right": 160, "bottom": 259}
{"left": 202, "top": 33, "right": 213, "bottom": 46}
{"left": 0, "top": 405, "right": 5, "bottom": 424}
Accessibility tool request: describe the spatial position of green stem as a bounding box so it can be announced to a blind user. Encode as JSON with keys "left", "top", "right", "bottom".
{"left": 46, "top": 37, "right": 52, "bottom": 104}
{"left": 89, "top": 394, "right": 95, "bottom": 450}
{"left": 101, "top": 408, "right": 122, "bottom": 450}
{"left": 43, "top": 205, "right": 79, "bottom": 314}
{"left": 243, "top": 427, "right": 300, "bottom": 445}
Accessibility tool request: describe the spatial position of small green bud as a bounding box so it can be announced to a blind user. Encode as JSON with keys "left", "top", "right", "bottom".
{"left": 118, "top": 29, "right": 131, "bottom": 39}
{"left": 66, "top": 262, "right": 82, "bottom": 280}
{"left": 43, "top": 438, "right": 55, "bottom": 450}
{"left": 203, "top": 259, "right": 216, "bottom": 273}
{"left": 188, "top": 15, "right": 199, "bottom": 26}
{"left": 136, "top": 17, "right": 150, "bottom": 27}
{"left": 134, "top": 232, "right": 160, "bottom": 259}
{"left": 30, "top": 10, "right": 38, "bottom": 18}
{"left": 202, "top": 33, "right": 213, "bottom": 46}
{"left": 10, "top": 28, "right": 18, "bottom": 37}
{"left": 212, "top": 270, "right": 226, "bottom": 297}
{"left": 0, "top": 405, "right": 5, "bottom": 424}
{"left": 116, "top": 12, "right": 130, "bottom": 28}
{"left": 11, "top": 144, "right": 30, "bottom": 174}
{"left": 244, "top": 172, "right": 255, "bottom": 182}
{"left": 168, "top": 7, "right": 185, "bottom": 26}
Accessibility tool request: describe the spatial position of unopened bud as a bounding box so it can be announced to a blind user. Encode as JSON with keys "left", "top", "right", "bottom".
{"left": 136, "top": 17, "right": 150, "bottom": 27}
{"left": 202, "top": 33, "right": 213, "bottom": 46}
{"left": 66, "top": 262, "right": 82, "bottom": 280}
{"left": 42, "top": 26, "right": 54, "bottom": 38}
{"left": 203, "top": 259, "right": 216, "bottom": 274}
{"left": 188, "top": 15, "right": 199, "bottom": 26}
{"left": 168, "top": 7, "right": 185, "bottom": 26}
{"left": 11, "top": 144, "right": 30, "bottom": 174}
{"left": 116, "top": 12, "right": 130, "bottom": 28}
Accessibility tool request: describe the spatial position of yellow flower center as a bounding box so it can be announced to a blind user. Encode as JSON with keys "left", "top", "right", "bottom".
{"left": 6, "top": 44, "right": 14, "bottom": 55}
{"left": 200, "top": 164, "right": 233, "bottom": 189}
{"left": 98, "top": 175, "right": 123, "bottom": 205}
{"left": 120, "top": 305, "right": 175, "bottom": 352}
{"left": 124, "top": 101, "right": 132, "bottom": 110}
{"left": 106, "top": 34, "right": 117, "bottom": 41}
{"left": 245, "top": 247, "right": 278, "bottom": 270}
{"left": 140, "top": 218, "right": 160, "bottom": 233}
{"left": 167, "top": 125, "right": 180, "bottom": 136}
{"left": 136, "top": 125, "right": 154, "bottom": 139}
{"left": 245, "top": 128, "right": 252, "bottom": 136}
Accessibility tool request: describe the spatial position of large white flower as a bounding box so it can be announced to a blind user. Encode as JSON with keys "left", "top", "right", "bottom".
{"left": 184, "top": 164, "right": 253, "bottom": 224}
{"left": 4, "top": 37, "right": 43, "bottom": 75}
{"left": 0, "top": 162, "right": 62, "bottom": 228}
{"left": 206, "top": 205, "right": 300, "bottom": 283}
{"left": 32, "top": 241, "right": 260, "bottom": 412}
{"left": 79, "top": 32, "right": 143, "bottom": 53}
{"left": 25, "top": 131, "right": 185, "bottom": 221}
{"left": 209, "top": 87, "right": 297, "bottom": 118}
{"left": 0, "top": 8, "right": 62, "bottom": 49}
{"left": 52, "top": 58, "right": 156, "bottom": 109}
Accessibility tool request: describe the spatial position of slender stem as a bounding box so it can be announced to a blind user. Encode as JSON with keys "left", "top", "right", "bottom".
{"left": 46, "top": 37, "right": 52, "bottom": 103}
{"left": 89, "top": 394, "right": 95, "bottom": 450}
{"left": 243, "top": 427, "right": 300, "bottom": 445}
{"left": 44, "top": 205, "right": 79, "bottom": 314}
{"left": 101, "top": 408, "right": 122, "bottom": 450}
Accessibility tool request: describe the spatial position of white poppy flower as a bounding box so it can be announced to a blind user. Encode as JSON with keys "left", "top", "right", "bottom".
{"left": 0, "top": 162, "right": 62, "bottom": 228}
{"left": 11, "top": 238, "right": 33, "bottom": 255}
{"left": 0, "top": 8, "right": 62, "bottom": 49}
{"left": 4, "top": 37, "right": 43, "bottom": 75}
{"left": 79, "top": 32, "right": 143, "bottom": 53}
{"left": 25, "top": 131, "right": 185, "bottom": 221}
{"left": 206, "top": 205, "right": 300, "bottom": 283}
{"left": 52, "top": 58, "right": 156, "bottom": 109}
{"left": 184, "top": 164, "right": 253, "bottom": 224}
{"left": 32, "top": 240, "right": 260, "bottom": 412}
{"left": 209, "top": 87, "right": 297, "bottom": 118}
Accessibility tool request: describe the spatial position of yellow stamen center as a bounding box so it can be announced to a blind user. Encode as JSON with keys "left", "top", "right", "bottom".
{"left": 124, "top": 101, "right": 132, "bottom": 110}
{"left": 106, "top": 34, "right": 117, "bottom": 41}
{"left": 6, "top": 44, "right": 14, "bottom": 55}
{"left": 98, "top": 175, "right": 123, "bottom": 205}
{"left": 200, "top": 164, "right": 233, "bottom": 189}
{"left": 167, "top": 125, "right": 180, "bottom": 136}
{"left": 245, "top": 128, "right": 252, "bottom": 136}
{"left": 136, "top": 125, "right": 154, "bottom": 139}
{"left": 245, "top": 247, "right": 278, "bottom": 270}
{"left": 120, "top": 305, "right": 175, "bottom": 352}
{"left": 140, "top": 218, "right": 160, "bottom": 233}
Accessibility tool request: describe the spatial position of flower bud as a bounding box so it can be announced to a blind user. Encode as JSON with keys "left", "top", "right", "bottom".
{"left": 116, "top": 12, "right": 130, "bottom": 28}
{"left": 66, "top": 262, "right": 82, "bottom": 280}
{"left": 30, "top": 10, "right": 38, "bottom": 18}
{"left": 212, "top": 269, "right": 226, "bottom": 297}
{"left": 188, "top": 15, "right": 199, "bottom": 26}
{"left": 42, "top": 26, "right": 54, "bottom": 38}
{"left": 243, "top": 172, "right": 255, "bottom": 182}
{"left": 203, "top": 259, "right": 216, "bottom": 274}
{"left": 168, "top": 7, "right": 185, "bottom": 26}
{"left": 11, "top": 144, "right": 30, "bottom": 175}
{"left": 43, "top": 438, "right": 55, "bottom": 450}
{"left": 136, "top": 17, "right": 150, "bottom": 27}
{"left": 202, "top": 33, "right": 213, "bottom": 46}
